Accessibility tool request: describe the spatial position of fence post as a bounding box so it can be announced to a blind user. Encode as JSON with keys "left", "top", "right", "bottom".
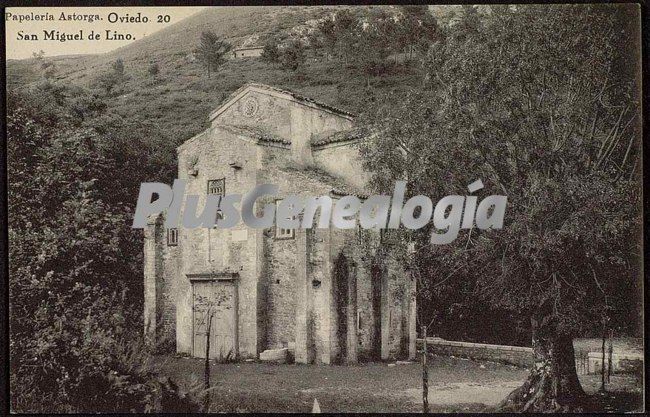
{"left": 422, "top": 325, "right": 429, "bottom": 413}
{"left": 607, "top": 329, "right": 613, "bottom": 383}
{"left": 600, "top": 326, "right": 606, "bottom": 392}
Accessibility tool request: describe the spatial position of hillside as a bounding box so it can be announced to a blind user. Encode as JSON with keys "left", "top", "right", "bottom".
{"left": 7, "top": 6, "right": 428, "bottom": 151}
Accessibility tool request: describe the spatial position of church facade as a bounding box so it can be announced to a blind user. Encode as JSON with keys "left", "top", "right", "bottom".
{"left": 143, "top": 83, "right": 416, "bottom": 364}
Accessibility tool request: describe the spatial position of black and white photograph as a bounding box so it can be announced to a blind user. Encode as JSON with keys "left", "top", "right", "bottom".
{"left": 3, "top": 3, "right": 644, "bottom": 413}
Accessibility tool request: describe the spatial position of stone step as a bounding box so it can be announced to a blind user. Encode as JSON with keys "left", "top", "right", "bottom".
{"left": 260, "top": 347, "right": 289, "bottom": 363}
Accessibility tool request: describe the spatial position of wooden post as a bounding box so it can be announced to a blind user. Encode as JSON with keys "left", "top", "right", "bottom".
{"left": 600, "top": 325, "right": 606, "bottom": 392}
{"left": 607, "top": 329, "right": 613, "bottom": 383}
{"left": 422, "top": 325, "right": 429, "bottom": 413}
{"left": 204, "top": 310, "right": 213, "bottom": 411}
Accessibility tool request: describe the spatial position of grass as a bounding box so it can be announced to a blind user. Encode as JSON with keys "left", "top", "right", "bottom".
{"left": 157, "top": 352, "right": 643, "bottom": 413}
{"left": 7, "top": 7, "right": 425, "bottom": 163}
{"left": 159, "top": 354, "right": 529, "bottom": 413}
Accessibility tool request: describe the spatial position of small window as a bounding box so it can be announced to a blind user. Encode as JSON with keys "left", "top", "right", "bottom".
{"left": 275, "top": 200, "right": 295, "bottom": 240}
{"left": 167, "top": 228, "right": 178, "bottom": 246}
{"left": 207, "top": 178, "right": 225, "bottom": 196}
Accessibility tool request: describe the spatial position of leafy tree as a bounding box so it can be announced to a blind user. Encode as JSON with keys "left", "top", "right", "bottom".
{"left": 32, "top": 49, "right": 45, "bottom": 60}
{"left": 194, "top": 30, "right": 232, "bottom": 78}
{"left": 358, "top": 4, "right": 641, "bottom": 412}
{"left": 395, "top": 6, "right": 440, "bottom": 61}
{"left": 278, "top": 39, "right": 306, "bottom": 72}
{"left": 350, "top": 10, "right": 396, "bottom": 88}
{"left": 310, "top": 9, "right": 360, "bottom": 67}
{"left": 261, "top": 38, "right": 280, "bottom": 64}
{"left": 95, "top": 59, "right": 128, "bottom": 96}
{"left": 7, "top": 83, "right": 191, "bottom": 412}
{"left": 309, "top": 16, "right": 338, "bottom": 60}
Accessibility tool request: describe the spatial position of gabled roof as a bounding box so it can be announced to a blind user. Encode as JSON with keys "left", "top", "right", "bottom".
{"left": 218, "top": 124, "right": 291, "bottom": 145}
{"left": 278, "top": 165, "right": 368, "bottom": 198}
{"left": 233, "top": 46, "right": 264, "bottom": 51}
{"left": 208, "top": 83, "right": 355, "bottom": 123}
{"left": 312, "top": 129, "right": 364, "bottom": 148}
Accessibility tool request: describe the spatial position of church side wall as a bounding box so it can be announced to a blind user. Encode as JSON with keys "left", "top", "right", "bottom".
{"left": 312, "top": 142, "right": 371, "bottom": 190}
{"left": 258, "top": 147, "right": 341, "bottom": 353}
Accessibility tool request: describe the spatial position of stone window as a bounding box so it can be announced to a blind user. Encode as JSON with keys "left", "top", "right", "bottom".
{"left": 207, "top": 179, "right": 225, "bottom": 228}
{"left": 275, "top": 200, "right": 295, "bottom": 240}
{"left": 207, "top": 178, "right": 225, "bottom": 196}
{"left": 167, "top": 228, "right": 178, "bottom": 246}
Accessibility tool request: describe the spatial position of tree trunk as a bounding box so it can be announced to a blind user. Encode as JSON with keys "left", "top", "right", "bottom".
{"left": 203, "top": 312, "right": 213, "bottom": 412}
{"left": 498, "top": 316, "right": 586, "bottom": 412}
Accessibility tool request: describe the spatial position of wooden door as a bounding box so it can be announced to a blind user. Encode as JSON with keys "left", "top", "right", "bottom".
{"left": 192, "top": 280, "right": 237, "bottom": 359}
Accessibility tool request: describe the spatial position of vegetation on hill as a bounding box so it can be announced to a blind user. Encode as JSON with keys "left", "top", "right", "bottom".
{"left": 6, "top": 4, "right": 642, "bottom": 413}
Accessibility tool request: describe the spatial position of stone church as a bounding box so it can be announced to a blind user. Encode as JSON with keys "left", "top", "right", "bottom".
{"left": 144, "top": 83, "right": 416, "bottom": 364}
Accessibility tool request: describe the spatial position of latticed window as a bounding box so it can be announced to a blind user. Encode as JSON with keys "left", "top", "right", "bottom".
{"left": 207, "top": 178, "right": 225, "bottom": 195}
{"left": 275, "top": 200, "right": 295, "bottom": 240}
{"left": 167, "top": 228, "right": 179, "bottom": 246}
{"left": 207, "top": 179, "right": 226, "bottom": 228}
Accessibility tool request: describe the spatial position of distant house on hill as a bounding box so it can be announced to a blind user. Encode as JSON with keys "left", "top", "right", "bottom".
{"left": 232, "top": 46, "right": 264, "bottom": 59}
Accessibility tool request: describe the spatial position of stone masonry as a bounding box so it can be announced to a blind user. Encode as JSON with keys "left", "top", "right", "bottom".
{"left": 144, "top": 83, "right": 416, "bottom": 364}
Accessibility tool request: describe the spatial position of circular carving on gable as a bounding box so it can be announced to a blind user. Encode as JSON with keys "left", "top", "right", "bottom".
{"left": 242, "top": 97, "right": 259, "bottom": 117}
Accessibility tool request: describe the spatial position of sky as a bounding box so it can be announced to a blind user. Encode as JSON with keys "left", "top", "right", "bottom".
{"left": 5, "top": 7, "right": 206, "bottom": 60}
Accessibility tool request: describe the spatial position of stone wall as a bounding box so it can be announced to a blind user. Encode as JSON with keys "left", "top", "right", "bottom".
{"left": 174, "top": 126, "right": 262, "bottom": 358}
{"left": 264, "top": 228, "right": 297, "bottom": 349}
{"left": 312, "top": 141, "right": 370, "bottom": 190}
{"left": 417, "top": 338, "right": 534, "bottom": 367}
{"left": 586, "top": 352, "right": 643, "bottom": 375}
{"left": 148, "top": 83, "right": 415, "bottom": 363}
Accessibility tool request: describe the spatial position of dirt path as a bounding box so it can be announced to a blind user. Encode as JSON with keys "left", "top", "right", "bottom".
{"left": 403, "top": 381, "right": 523, "bottom": 406}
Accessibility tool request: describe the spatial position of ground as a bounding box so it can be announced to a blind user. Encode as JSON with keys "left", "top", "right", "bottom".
{"left": 157, "top": 354, "right": 643, "bottom": 413}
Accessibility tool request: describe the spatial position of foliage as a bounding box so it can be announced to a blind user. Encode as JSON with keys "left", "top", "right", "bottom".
{"left": 358, "top": 6, "right": 641, "bottom": 409}
{"left": 359, "top": 4, "right": 642, "bottom": 339}
{"left": 94, "top": 59, "right": 129, "bottom": 95}
{"left": 7, "top": 83, "right": 189, "bottom": 412}
{"left": 261, "top": 37, "right": 280, "bottom": 63}
{"left": 308, "top": 6, "right": 441, "bottom": 85}
{"left": 278, "top": 39, "right": 306, "bottom": 72}
{"left": 194, "top": 30, "right": 232, "bottom": 77}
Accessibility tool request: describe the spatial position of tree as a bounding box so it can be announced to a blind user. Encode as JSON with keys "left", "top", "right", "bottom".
{"left": 7, "top": 82, "right": 193, "bottom": 412}
{"left": 278, "top": 39, "right": 305, "bottom": 72}
{"left": 350, "top": 10, "right": 396, "bottom": 88}
{"left": 261, "top": 38, "right": 280, "bottom": 63}
{"left": 309, "top": 16, "right": 338, "bottom": 60}
{"left": 95, "top": 59, "right": 128, "bottom": 95}
{"left": 194, "top": 30, "right": 232, "bottom": 78}
{"left": 358, "top": 4, "right": 641, "bottom": 412}
{"left": 193, "top": 288, "right": 231, "bottom": 412}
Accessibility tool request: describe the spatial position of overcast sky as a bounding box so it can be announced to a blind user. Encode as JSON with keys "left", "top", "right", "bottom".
{"left": 5, "top": 7, "right": 206, "bottom": 60}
